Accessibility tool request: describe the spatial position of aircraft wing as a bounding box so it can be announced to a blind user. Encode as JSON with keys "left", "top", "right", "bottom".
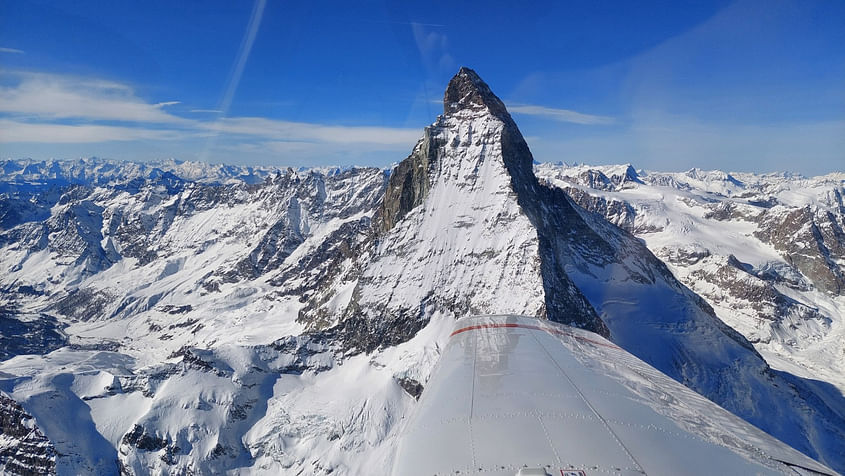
{"left": 391, "top": 314, "right": 836, "bottom": 476}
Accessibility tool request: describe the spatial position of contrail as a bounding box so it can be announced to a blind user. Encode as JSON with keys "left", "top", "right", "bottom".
{"left": 219, "top": 0, "right": 266, "bottom": 116}
{"left": 200, "top": 0, "right": 266, "bottom": 162}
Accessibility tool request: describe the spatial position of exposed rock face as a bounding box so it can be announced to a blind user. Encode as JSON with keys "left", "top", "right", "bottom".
{"left": 538, "top": 165, "right": 660, "bottom": 234}
{"left": 378, "top": 129, "right": 438, "bottom": 233}
{"left": 559, "top": 185, "right": 639, "bottom": 232}
{"left": 395, "top": 377, "right": 423, "bottom": 400}
{"left": 120, "top": 425, "right": 182, "bottom": 467}
{"left": 444, "top": 66, "right": 511, "bottom": 118}
{"left": 0, "top": 287, "right": 66, "bottom": 360}
{"left": 219, "top": 168, "right": 385, "bottom": 286}
{"left": 755, "top": 205, "right": 845, "bottom": 295}
{"left": 681, "top": 253, "right": 831, "bottom": 346}
{"left": 0, "top": 313, "right": 66, "bottom": 360}
{"left": 0, "top": 393, "right": 56, "bottom": 475}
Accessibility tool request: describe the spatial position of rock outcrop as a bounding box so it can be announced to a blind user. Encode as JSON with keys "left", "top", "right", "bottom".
{"left": 0, "top": 393, "right": 57, "bottom": 475}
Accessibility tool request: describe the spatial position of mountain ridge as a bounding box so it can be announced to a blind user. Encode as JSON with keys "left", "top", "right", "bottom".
{"left": 0, "top": 68, "right": 842, "bottom": 474}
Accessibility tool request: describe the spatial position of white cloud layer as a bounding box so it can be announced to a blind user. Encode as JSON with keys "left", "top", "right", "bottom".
{"left": 202, "top": 117, "right": 420, "bottom": 144}
{"left": 0, "top": 120, "right": 181, "bottom": 143}
{"left": 0, "top": 72, "right": 186, "bottom": 124}
{"left": 0, "top": 72, "right": 420, "bottom": 151}
{"left": 508, "top": 103, "right": 615, "bottom": 125}
{"left": 0, "top": 47, "right": 25, "bottom": 54}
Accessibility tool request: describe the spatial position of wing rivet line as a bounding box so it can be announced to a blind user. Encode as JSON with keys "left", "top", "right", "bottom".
{"left": 527, "top": 329, "right": 647, "bottom": 475}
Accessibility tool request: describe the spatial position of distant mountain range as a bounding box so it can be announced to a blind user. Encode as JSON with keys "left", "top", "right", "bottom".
{"left": 1, "top": 68, "right": 843, "bottom": 475}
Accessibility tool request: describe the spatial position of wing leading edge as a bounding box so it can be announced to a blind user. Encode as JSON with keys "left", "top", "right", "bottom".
{"left": 391, "top": 314, "right": 836, "bottom": 476}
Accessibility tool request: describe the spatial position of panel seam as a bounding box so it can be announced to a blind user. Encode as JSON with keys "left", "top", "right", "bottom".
{"left": 529, "top": 330, "right": 646, "bottom": 475}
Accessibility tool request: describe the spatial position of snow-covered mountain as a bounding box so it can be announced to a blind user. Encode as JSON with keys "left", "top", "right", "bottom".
{"left": 536, "top": 163, "right": 845, "bottom": 394}
{"left": 0, "top": 68, "right": 843, "bottom": 474}
{"left": 0, "top": 157, "right": 283, "bottom": 191}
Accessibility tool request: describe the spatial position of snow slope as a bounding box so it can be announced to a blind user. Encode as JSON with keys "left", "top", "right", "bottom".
{"left": 537, "top": 163, "right": 845, "bottom": 395}
{"left": 0, "top": 68, "right": 843, "bottom": 474}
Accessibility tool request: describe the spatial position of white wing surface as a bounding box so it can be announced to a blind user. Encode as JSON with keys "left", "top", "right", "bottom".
{"left": 391, "top": 314, "right": 836, "bottom": 476}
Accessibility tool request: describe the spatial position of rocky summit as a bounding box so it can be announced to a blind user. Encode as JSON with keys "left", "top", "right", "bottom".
{"left": 0, "top": 68, "right": 843, "bottom": 474}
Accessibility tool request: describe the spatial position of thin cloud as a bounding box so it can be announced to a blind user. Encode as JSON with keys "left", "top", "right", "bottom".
{"left": 190, "top": 109, "right": 223, "bottom": 113}
{"left": 528, "top": 115, "right": 845, "bottom": 176}
{"left": 0, "top": 72, "right": 186, "bottom": 124}
{"left": 508, "top": 103, "right": 615, "bottom": 125}
{"left": 412, "top": 22, "right": 456, "bottom": 76}
{"left": 0, "top": 72, "right": 421, "bottom": 149}
{"left": 202, "top": 117, "right": 420, "bottom": 144}
{"left": 0, "top": 47, "right": 24, "bottom": 54}
{"left": 0, "top": 120, "right": 181, "bottom": 143}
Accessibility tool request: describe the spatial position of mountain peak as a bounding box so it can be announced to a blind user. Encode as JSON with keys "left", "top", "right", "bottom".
{"left": 443, "top": 67, "right": 509, "bottom": 118}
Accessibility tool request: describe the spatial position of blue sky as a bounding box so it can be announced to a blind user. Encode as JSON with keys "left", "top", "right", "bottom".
{"left": 0, "top": 0, "right": 843, "bottom": 175}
